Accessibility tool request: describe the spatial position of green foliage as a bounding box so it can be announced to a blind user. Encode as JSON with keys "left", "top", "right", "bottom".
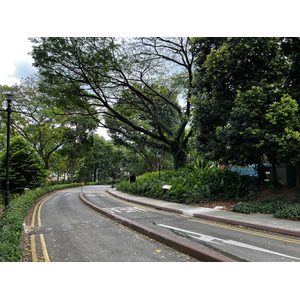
{"left": 0, "top": 136, "right": 48, "bottom": 194}
{"left": 232, "top": 196, "right": 300, "bottom": 220}
{"left": 273, "top": 205, "right": 300, "bottom": 220}
{"left": 117, "top": 168, "right": 258, "bottom": 204}
{"left": 192, "top": 37, "right": 300, "bottom": 175}
{"left": 0, "top": 183, "right": 82, "bottom": 262}
{"left": 30, "top": 37, "right": 195, "bottom": 170}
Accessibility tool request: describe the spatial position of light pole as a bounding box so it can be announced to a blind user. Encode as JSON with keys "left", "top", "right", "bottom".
{"left": 157, "top": 152, "right": 161, "bottom": 180}
{"left": 4, "top": 92, "right": 13, "bottom": 206}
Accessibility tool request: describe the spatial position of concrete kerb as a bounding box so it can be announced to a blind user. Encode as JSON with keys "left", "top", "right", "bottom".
{"left": 106, "top": 190, "right": 183, "bottom": 215}
{"left": 193, "top": 213, "right": 300, "bottom": 238}
{"left": 107, "top": 190, "right": 300, "bottom": 239}
{"left": 79, "top": 192, "right": 236, "bottom": 262}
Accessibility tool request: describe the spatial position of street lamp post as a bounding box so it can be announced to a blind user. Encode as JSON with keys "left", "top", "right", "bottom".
{"left": 157, "top": 152, "right": 161, "bottom": 180}
{"left": 4, "top": 92, "right": 13, "bottom": 206}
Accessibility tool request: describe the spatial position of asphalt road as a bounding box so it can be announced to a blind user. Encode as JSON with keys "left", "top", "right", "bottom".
{"left": 24, "top": 186, "right": 197, "bottom": 262}
{"left": 80, "top": 186, "right": 300, "bottom": 262}
{"left": 24, "top": 185, "right": 300, "bottom": 262}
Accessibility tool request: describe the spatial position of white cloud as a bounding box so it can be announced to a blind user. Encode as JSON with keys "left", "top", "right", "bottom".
{"left": 0, "top": 37, "right": 36, "bottom": 86}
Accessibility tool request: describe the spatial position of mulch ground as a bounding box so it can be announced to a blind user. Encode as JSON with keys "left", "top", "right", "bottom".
{"left": 199, "top": 185, "right": 299, "bottom": 211}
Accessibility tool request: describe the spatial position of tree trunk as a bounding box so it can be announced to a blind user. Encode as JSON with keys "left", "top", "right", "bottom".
{"left": 69, "top": 160, "right": 75, "bottom": 183}
{"left": 93, "top": 167, "right": 97, "bottom": 182}
{"left": 297, "top": 161, "right": 300, "bottom": 188}
{"left": 270, "top": 158, "right": 277, "bottom": 184}
{"left": 44, "top": 157, "right": 50, "bottom": 170}
{"left": 172, "top": 147, "right": 187, "bottom": 170}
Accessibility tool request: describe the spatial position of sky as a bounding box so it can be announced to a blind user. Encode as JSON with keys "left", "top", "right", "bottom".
{"left": 0, "top": 37, "right": 35, "bottom": 86}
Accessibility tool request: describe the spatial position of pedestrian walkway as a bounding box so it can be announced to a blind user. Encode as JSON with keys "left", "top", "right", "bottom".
{"left": 107, "top": 189, "right": 300, "bottom": 238}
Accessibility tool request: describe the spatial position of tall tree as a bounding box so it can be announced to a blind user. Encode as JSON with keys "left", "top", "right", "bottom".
{"left": 30, "top": 37, "right": 195, "bottom": 169}
{"left": 5, "top": 76, "right": 98, "bottom": 170}
{"left": 192, "top": 37, "right": 300, "bottom": 181}
{"left": 105, "top": 84, "right": 180, "bottom": 171}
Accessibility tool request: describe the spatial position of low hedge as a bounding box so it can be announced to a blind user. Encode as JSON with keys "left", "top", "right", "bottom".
{"left": 0, "top": 183, "right": 82, "bottom": 262}
{"left": 232, "top": 196, "right": 300, "bottom": 220}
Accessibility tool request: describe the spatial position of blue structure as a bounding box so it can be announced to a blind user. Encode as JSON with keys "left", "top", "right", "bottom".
{"left": 229, "top": 164, "right": 272, "bottom": 178}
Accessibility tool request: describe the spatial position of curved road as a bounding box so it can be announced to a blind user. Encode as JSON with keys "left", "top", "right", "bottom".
{"left": 23, "top": 186, "right": 196, "bottom": 262}
{"left": 23, "top": 185, "right": 300, "bottom": 262}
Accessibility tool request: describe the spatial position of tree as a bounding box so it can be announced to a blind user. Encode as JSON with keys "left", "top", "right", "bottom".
{"left": 0, "top": 136, "right": 47, "bottom": 194}
{"left": 105, "top": 84, "right": 180, "bottom": 171}
{"left": 78, "top": 134, "right": 115, "bottom": 182}
{"left": 3, "top": 76, "right": 98, "bottom": 170}
{"left": 192, "top": 37, "right": 299, "bottom": 181}
{"left": 56, "top": 114, "right": 96, "bottom": 183}
{"left": 30, "top": 37, "right": 195, "bottom": 170}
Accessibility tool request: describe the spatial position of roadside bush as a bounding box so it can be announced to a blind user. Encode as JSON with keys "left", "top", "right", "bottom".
{"left": 273, "top": 204, "right": 300, "bottom": 220}
{"left": 232, "top": 196, "right": 300, "bottom": 220}
{"left": 117, "top": 167, "right": 258, "bottom": 204}
{"left": 0, "top": 183, "right": 82, "bottom": 262}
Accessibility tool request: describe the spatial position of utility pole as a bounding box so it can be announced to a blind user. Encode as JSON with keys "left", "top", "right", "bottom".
{"left": 4, "top": 92, "right": 13, "bottom": 206}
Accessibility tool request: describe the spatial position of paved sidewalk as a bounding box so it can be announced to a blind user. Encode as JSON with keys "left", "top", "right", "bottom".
{"left": 107, "top": 188, "right": 300, "bottom": 238}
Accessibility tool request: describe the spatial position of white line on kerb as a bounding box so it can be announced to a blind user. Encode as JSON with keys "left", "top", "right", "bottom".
{"left": 157, "top": 223, "right": 300, "bottom": 261}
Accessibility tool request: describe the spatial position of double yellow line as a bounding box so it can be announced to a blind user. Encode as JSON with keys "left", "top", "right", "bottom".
{"left": 191, "top": 218, "right": 300, "bottom": 245}
{"left": 30, "top": 192, "right": 59, "bottom": 262}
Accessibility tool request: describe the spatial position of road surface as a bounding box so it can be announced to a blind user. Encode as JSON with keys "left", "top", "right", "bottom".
{"left": 24, "top": 185, "right": 300, "bottom": 262}
{"left": 23, "top": 186, "right": 196, "bottom": 262}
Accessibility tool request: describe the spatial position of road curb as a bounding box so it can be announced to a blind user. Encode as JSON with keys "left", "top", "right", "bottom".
{"left": 79, "top": 192, "right": 236, "bottom": 262}
{"left": 107, "top": 190, "right": 300, "bottom": 239}
{"left": 106, "top": 190, "right": 183, "bottom": 214}
{"left": 193, "top": 213, "right": 300, "bottom": 238}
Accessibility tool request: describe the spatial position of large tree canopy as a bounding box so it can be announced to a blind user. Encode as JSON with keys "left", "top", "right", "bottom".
{"left": 192, "top": 37, "right": 300, "bottom": 181}
{"left": 30, "top": 37, "right": 195, "bottom": 169}
{"left": 1, "top": 76, "right": 98, "bottom": 170}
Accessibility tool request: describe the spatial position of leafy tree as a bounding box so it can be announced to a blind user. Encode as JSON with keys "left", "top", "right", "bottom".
{"left": 78, "top": 134, "right": 115, "bottom": 182}
{"left": 30, "top": 37, "right": 195, "bottom": 170}
{"left": 8, "top": 76, "right": 68, "bottom": 170}
{"left": 49, "top": 151, "right": 70, "bottom": 183}
{"left": 56, "top": 114, "right": 96, "bottom": 183}
{"left": 105, "top": 84, "right": 180, "bottom": 171}
{"left": 0, "top": 136, "right": 47, "bottom": 194}
{"left": 1, "top": 76, "right": 99, "bottom": 171}
{"left": 192, "top": 37, "right": 300, "bottom": 181}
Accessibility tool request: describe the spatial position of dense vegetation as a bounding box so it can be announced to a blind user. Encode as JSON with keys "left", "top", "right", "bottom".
{"left": 117, "top": 166, "right": 258, "bottom": 204}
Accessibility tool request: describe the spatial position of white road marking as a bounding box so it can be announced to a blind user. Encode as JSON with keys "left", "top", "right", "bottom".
{"left": 104, "top": 206, "right": 147, "bottom": 214}
{"left": 64, "top": 193, "right": 71, "bottom": 196}
{"left": 157, "top": 223, "right": 300, "bottom": 261}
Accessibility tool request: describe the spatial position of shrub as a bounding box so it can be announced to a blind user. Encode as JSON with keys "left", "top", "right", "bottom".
{"left": 273, "top": 204, "right": 300, "bottom": 220}
{"left": 232, "top": 196, "right": 300, "bottom": 220}
{"left": 116, "top": 167, "right": 258, "bottom": 204}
